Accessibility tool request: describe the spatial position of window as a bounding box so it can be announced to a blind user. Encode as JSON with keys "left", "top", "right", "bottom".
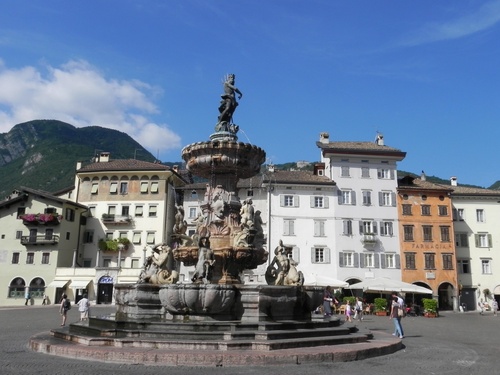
{"left": 423, "top": 225, "right": 433, "bottom": 241}
{"left": 440, "top": 226, "right": 450, "bottom": 242}
{"left": 377, "top": 168, "right": 393, "bottom": 179}
{"left": 135, "top": 205, "right": 144, "bottom": 217}
{"left": 148, "top": 205, "right": 157, "bottom": 217}
{"left": 314, "top": 220, "right": 325, "bottom": 237}
{"left": 438, "top": 205, "right": 448, "bottom": 216}
{"left": 65, "top": 208, "right": 75, "bottom": 221}
{"left": 476, "top": 209, "right": 485, "bottom": 222}
{"left": 457, "top": 259, "right": 470, "bottom": 274}
{"left": 424, "top": 253, "right": 435, "bottom": 270}
{"left": 379, "top": 192, "right": 395, "bottom": 206}
{"left": 146, "top": 232, "right": 155, "bottom": 244}
{"left": 312, "top": 196, "right": 325, "bottom": 208}
{"left": 150, "top": 181, "right": 159, "bottom": 193}
{"left": 283, "top": 219, "right": 295, "bottom": 235}
{"left": 380, "top": 221, "right": 393, "bottom": 236}
{"left": 421, "top": 205, "right": 431, "bottom": 216}
{"left": 108, "top": 205, "right": 116, "bottom": 215}
{"left": 41, "top": 252, "right": 50, "bottom": 264}
{"left": 122, "top": 206, "right": 130, "bottom": 216}
{"left": 455, "top": 233, "right": 469, "bottom": 247}
{"left": 475, "top": 233, "right": 492, "bottom": 248}
{"left": 16, "top": 230, "right": 22, "bottom": 239}
{"left": 66, "top": 232, "right": 70, "bottom": 240}
{"left": 442, "top": 254, "right": 453, "bottom": 270}
{"left": 131, "top": 259, "right": 140, "bottom": 269}
{"left": 247, "top": 189, "right": 254, "bottom": 197}
{"left": 362, "top": 190, "right": 371, "bottom": 206}
{"left": 109, "top": 182, "right": 118, "bottom": 194}
{"left": 132, "top": 232, "right": 141, "bottom": 244}
{"left": 12, "top": 252, "right": 20, "bottom": 264}
{"left": 189, "top": 207, "right": 197, "bottom": 218}
{"left": 120, "top": 182, "right": 128, "bottom": 194}
{"left": 312, "top": 247, "right": 330, "bottom": 264}
{"left": 453, "top": 208, "right": 464, "bottom": 221}
{"left": 341, "top": 166, "right": 350, "bottom": 177}
{"left": 119, "top": 231, "right": 127, "bottom": 239}
{"left": 342, "top": 219, "right": 353, "bottom": 235}
{"left": 89, "top": 206, "right": 96, "bottom": 217}
{"left": 83, "top": 230, "right": 94, "bottom": 243}
{"left": 402, "top": 204, "right": 412, "bottom": 215}
{"left": 361, "top": 167, "right": 370, "bottom": 178}
{"left": 103, "top": 258, "right": 112, "bottom": 268}
{"left": 140, "top": 181, "right": 148, "bottom": 193}
{"left": 17, "top": 207, "right": 26, "bottom": 218}
{"left": 339, "top": 251, "right": 355, "bottom": 267}
{"left": 339, "top": 190, "right": 356, "bottom": 205}
{"left": 481, "top": 259, "right": 492, "bottom": 274}
{"left": 384, "top": 254, "right": 396, "bottom": 268}
{"left": 91, "top": 182, "right": 99, "bottom": 194}
{"left": 26, "top": 252, "right": 34, "bottom": 264}
{"left": 105, "top": 232, "right": 113, "bottom": 240}
{"left": 8, "top": 277, "right": 25, "bottom": 298}
{"left": 363, "top": 253, "right": 375, "bottom": 268}
{"left": 360, "top": 220, "right": 376, "bottom": 234}
{"left": 405, "top": 253, "right": 416, "bottom": 269}
{"left": 281, "top": 195, "right": 297, "bottom": 207}
{"left": 45, "top": 228, "right": 53, "bottom": 240}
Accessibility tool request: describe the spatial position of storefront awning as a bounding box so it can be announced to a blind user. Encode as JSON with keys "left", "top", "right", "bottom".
{"left": 47, "top": 280, "right": 69, "bottom": 288}
{"left": 70, "top": 280, "right": 92, "bottom": 289}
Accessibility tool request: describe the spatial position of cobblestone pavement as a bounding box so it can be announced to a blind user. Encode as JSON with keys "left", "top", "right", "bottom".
{"left": 1, "top": 304, "right": 498, "bottom": 375}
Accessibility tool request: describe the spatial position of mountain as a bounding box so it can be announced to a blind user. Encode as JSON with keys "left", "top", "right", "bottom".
{"left": 0, "top": 120, "right": 158, "bottom": 198}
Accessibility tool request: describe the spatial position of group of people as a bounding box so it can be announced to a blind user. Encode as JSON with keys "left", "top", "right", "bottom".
{"left": 59, "top": 293, "right": 90, "bottom": 326}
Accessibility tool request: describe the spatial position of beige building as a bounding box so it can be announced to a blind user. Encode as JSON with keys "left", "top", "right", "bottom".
{"left": 0, "top": 187, "right": 87, "bottom": 307}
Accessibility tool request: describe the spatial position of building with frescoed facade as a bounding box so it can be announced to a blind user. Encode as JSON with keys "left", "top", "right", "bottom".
{"left": 397, "top": 175, "right": 457, "bottom": 310}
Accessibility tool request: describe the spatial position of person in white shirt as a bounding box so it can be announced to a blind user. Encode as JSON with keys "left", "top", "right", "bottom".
{"left": 77, "top": 294, "right": 90, "bottom": 321}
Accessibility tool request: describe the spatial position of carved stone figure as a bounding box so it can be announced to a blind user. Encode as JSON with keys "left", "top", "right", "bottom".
{"left": 265, "top": 240, "right": 304, "bottom": 286}
{"left": 253, "top": 210, "right": 265, "bottom": 247}
{"left": 173, "top": 205, "right": 187, "bottom": 235}
{"left": 217, "top": 74, "right": 242, "bottom": 127}
{"left": 240, "top": 198, "right": 254, "bottom": 227}
{"left": 192, "top": 237, "right": 215, "bottom": 284}
{"left": 139, "top": 244, "right": 177, "bottom": 285}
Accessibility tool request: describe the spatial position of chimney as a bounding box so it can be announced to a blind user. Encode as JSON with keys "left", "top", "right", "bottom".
{"left": 98, "top": 152, "right": 110, "bottom": 162}
{"left": 172, "top": 165, "right": 179, "bottom": 173}
{"left": 375, "top": 133, "right": 384, "bottom": 146}
{"left": 268, "top": 164, "right": 275, "bottom": 173}
{"left": 314, "top": 163, "right": 325, "bottom": 176}
{"left": 420, "top": 171, "right": 426, "bottom": 181}
{"left": 450, "top": 176, "right": 458, "bottom": 186}
{"left": 319, "top": 132, "right": 330, "bottom": 144}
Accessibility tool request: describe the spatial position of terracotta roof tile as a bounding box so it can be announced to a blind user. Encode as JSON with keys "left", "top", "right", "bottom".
{"left": 78, "top": 159, "right": 172, "bottom": 172}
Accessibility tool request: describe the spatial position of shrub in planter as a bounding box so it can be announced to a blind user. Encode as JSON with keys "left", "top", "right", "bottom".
{"left": 343, "top": 296, "right": 356, "bottom": 305}
{"left": 422, "top": 298, "right": 438, "bottom": 316}
{"left": 374, "top": 298, "right": 387, "bottom": 314}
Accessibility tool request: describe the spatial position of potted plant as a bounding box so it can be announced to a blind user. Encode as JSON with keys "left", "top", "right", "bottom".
{"left": 422, "top": 298, "right": 438, "bottom": 317}
{"left": 98, "top": 238, "right": 129, "bottom": 252}
{"left": 374, "top": 298, "right": 387, "bottom": 316}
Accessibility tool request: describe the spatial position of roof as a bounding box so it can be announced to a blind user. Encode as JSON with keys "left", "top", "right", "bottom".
{"left": 0, "top": 187, "right": 87, "bottom": 210}
{"left": 447, "top": 185, "right": 500, "bottom": 197}
{"left": 77, "top": 159, "right": 174, "bottom": 172}
{"left": 398, "top": 176, "right": 454, "bottom": 193}
{"left": 317, "top": 141, "right": 406, "bottom": 160}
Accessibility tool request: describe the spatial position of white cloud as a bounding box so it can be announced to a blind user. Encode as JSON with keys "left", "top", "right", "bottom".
{"left": 0, "top": 59, "right": 182, "bottom": 152}
{"left": 399, "top": 0, "right": 500, "bottom": 46}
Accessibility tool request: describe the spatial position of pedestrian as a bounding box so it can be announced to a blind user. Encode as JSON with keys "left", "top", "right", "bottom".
{"left": 77, "top": 294, "right": 90, "bottom": 321}
{"left": 492, "top": 299, "right": 498, "bottom": 316}
{"left": 323, "top": 286, "right": 334, "bottom": 317}
{"left": 24, "top": 291, "right": 30, "bottom": 306}
{"left": 392, "top": 291, "right": 405, "bottom": 337}
{"left": 59, "top": 294, "right": 71, "bottom": 326}
{"left": 390, "top": 296, "right": 403, "bottom": 339}
{"left": 42, "top": 294, "right": 47, "bottom": 305}
{"left": 345, "top": 301, "right": 353, "bottom": 322}
{"left": 478, "top": 300, "right": 485, "bottom": 315}
{"left": 355, "top": 297, "right": 363, "bottom": 321}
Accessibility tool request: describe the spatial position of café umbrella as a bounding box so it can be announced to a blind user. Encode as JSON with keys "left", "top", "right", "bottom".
{"left": 346, "top": 277, "right": 433, "bottom": 294}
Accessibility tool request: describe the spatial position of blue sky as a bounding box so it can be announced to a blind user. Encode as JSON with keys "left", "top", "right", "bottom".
{"left": 1, "top": 1, "right": 500, "bottom": 187}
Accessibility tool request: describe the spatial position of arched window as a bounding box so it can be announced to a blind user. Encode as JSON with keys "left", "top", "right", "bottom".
{"left": 9, "top": 277, "right": 25, "bottom": 298}
{"left": 29, "top": 277, "right": 46, "bottom": 298}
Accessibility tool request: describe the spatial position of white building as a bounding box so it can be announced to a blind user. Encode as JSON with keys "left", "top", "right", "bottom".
{"left": 317, "top": 132, "right": 407, "bottom": 285}
{"left": 449, "top": 178, "right": 500, "bottom": 310}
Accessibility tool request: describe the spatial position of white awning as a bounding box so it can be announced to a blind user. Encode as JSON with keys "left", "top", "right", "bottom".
{"left": 70, "top": 280, "right": 92, "bottom": 289}
{"left": 47, "top": 280, "right": 69, "bottom": 288}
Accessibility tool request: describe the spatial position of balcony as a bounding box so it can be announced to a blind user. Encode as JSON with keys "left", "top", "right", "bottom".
{"left": 101, "top": 214, "right": 133, "bottom": 225}
{"left": 19, "top": 213, "right": 61, "bottom": 226}
{"left": 361, "top": 234, "right": 378, "bottom": 249}
{"left": 21, "top": 235, "right": 60, "bottom": 245}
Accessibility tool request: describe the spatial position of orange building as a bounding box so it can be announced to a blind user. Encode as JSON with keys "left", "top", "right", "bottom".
{"left": 397, "top": 175, "right": 458, "bottom": 311}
